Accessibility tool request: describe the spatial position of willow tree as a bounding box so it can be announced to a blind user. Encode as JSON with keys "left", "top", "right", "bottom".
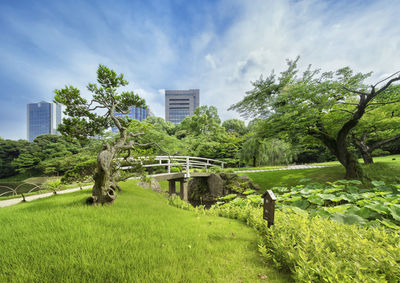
{"left": 230, "top": 58, "right": 400, "bottom": 179}
{"left": 54, "top": 65, "right": 146, "bottom": 205}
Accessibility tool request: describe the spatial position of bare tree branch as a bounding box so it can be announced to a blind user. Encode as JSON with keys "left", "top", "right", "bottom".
{"left": 342, "top": 86, "right": 367, "bottom": 96}
{"left": 373, "top": 74, "right": 400, "bottom": 97}
{"left": 373, "top": 71, "right": 400, "bottom": 88}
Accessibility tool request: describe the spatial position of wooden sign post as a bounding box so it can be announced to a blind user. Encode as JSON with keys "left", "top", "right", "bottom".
{"left": 262, "top": 190, "right": 277, "bottom": 228}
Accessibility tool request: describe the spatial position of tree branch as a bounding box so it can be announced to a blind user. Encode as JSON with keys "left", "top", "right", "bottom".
{"left": 337, "top": 102, "right": 359, "bottom": 105}
{"left": 331, "top": 109, "right": 355, "bottom": 114}
{"left": 373, "top": 74, "right": 400, "bottom": 97}
{"left": 370, "top": 133, "right": 400, "bottom": 151}
{"left": 342, "top": 86, "right": 367, "bottom": 96}
{"left": 368, "top": 99, "right": 400, "bottom": 105}
{"left": 373, "top": 71, "right": 400, "bottom": 88}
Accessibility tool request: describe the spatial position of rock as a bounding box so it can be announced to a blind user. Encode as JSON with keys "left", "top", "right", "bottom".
{"left": 238, "top": 175, "right": 251, "bottom": 182}
{"left": 207, "top": 173, "right": 224, "bottom": 197}
{"left": 138, "top": 178, "right": 162, "bottom": 193}
{"left": 219, "top": 172, "right": 237, "bottom": 181}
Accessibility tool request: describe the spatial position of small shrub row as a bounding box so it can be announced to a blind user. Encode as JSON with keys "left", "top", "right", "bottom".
{"left": 168, "top": 196, "right": 400, "bottom": 282}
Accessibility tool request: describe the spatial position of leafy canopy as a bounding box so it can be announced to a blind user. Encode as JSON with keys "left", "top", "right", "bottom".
{"left": 54, "top": 64, "right": 146, "bottom": 139}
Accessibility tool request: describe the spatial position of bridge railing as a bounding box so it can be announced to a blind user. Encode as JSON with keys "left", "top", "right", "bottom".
{"left": 119, "top": 156, "right": 224, "bottom": 177}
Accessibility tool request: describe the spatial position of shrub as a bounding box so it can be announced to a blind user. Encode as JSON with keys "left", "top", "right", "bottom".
{"left": 170, "top": 166, "right": 181, "bottom": 173}
{"left": 169, "top": 196, "right": 400, "bottom": 282}
{"left": 372, "top": 149, "right": 391, "bottom": 157}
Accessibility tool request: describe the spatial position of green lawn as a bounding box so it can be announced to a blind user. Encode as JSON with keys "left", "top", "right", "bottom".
{"left": 0, "top": 180, "right": 290, "bottom": 282}
{"left": 243, "top": 154, "right": 400, "bottom": 192}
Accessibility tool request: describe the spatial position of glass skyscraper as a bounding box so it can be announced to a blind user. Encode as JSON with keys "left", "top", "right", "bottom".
{"left": 27, "top": 101, "right": 62, "bottom": 142}
{"left": 165, "top": 89, "right": 199, "bottom": 124}
{"left": 111, "top": 106, "right": 149, "bottom": 133}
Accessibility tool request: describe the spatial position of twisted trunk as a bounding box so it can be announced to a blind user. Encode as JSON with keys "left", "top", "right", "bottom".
{"left": 87, "top": 144, "right": 117, "bottom": 205}
{"left": 86, "top": 107, "right": 128, "bottom": 205}
{"left": 310, "top": 125, "right": 363, "bottom": 180}
{"left": 353, "top": 137, "right": 374, "bottom": 164}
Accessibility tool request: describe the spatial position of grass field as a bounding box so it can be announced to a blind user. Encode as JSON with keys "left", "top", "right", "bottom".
{"left": 243, "top": 154, "right": 400, "bottom": 192}
{"left": 0, "top": 180, "right": 290, "bottom": 282}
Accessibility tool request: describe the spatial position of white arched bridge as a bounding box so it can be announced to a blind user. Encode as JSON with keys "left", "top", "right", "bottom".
{"left": 120, "top": 156, "right": 226, "bottom": 201}
{"left": 120, "top": 155, "right": 225, "bottom": 178}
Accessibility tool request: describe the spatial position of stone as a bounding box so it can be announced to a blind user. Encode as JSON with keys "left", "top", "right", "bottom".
{"left": 207, "top": 173, "right": 224, "bottom": 197}
{"left": 238, "top": 175, "right": 251, "bottom": 182}
{"left": 138, "top": 178, "right": 162, "bottom": 193}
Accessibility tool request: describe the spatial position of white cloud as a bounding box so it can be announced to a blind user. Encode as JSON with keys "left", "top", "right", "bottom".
{"left": 1, "top": 0, "right": 399, "bottom": 139}
{"left": 183, "top": 0, "right": 400, "bottom": 122}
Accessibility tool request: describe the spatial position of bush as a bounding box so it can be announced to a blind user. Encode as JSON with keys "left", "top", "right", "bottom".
{"left": 372, "top": 149, "right": 391, "bottom": 157}
{"left": 170, "top": 166, "right": 181, "bottom": 173}
{"left": 169, "top": 196, "right": 400, "bottom": 282}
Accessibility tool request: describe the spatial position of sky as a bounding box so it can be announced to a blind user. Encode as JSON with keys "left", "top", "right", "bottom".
{"left": 0, "top": 0, "right": 399, "bottom": 140}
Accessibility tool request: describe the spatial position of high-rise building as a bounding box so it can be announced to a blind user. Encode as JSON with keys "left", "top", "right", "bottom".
{"left": 111, "top": 106, "right": 150, "bottom": 133}
{"left": 27, "top": 101, "right": 62, "bottom": 142}
{"left": 165, "top": 89, "right": 199, "bottom": 124}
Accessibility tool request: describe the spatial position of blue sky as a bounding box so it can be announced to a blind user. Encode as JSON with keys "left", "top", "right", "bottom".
{"left": 0, "top": 0, "right": 399, "bottom": 140}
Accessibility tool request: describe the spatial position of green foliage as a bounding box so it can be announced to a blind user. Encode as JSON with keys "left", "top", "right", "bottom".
{"left": 372, "top": 148, "right": 391, "bottom": 157}
{"left": 43, "top": 179, "right": 63, "bottom": 193}
{"left": 8, "top": 134, "right": 94, "bottom": 177}
{"left": 172, "top": 105, "right": 244, "bottom": 165}
{"left": 222, "top": 119, "right": 248, "bottom": 136}
{"left": 351, "top": 94, "right": 400, "bottom": 161}
{"left": 61, "top": 159, "right": 97, "bottom": 184}
{"left": 143, "top": 116, "right": 176, "bottom": 135}
{"left": 274, "top": 180, "right": 400, "bottom": 229}
{"left": 239, "top": 135, "right": 295, "bottom": 167}
{"left": 176, "top": 106, "right": 223, "bottom": 138}
{"left": 245, "top": 155, "right": 400, "bottom": 191}
{"left": 54, "top": 65, "right": 146, "bottom": 140}
{"left": 230, "top": 57, "right": 400, "bottom": 178}
{"left": 169, "top": 195, "right": 400, "bottom": 282}
{"left": 0, "top": 139, "right": 29, "bottom": 178}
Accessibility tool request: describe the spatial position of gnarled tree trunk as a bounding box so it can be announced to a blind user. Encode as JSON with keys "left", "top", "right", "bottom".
{"left": 310, "top": 124, "right": 364, "bottom": 180}
{"left": 86, "top": 144, "right": 117, "bottom": 205}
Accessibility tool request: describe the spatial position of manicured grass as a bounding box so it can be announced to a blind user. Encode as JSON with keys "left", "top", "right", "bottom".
{"left": 243, "top": 155, "right": 400, "bottom": 192}
{"left": 0, "top": 180, "right": 290, "bottom": 282}
{"left": 233, "top": 165, "right": 286, "bottom": 171}
{"left": 242, "top": 166, "right": 346, "bottom": 192}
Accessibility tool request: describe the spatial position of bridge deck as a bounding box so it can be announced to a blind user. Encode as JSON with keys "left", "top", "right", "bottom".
{"left": 152, "top": 172, "right": 212, "bottom": 181}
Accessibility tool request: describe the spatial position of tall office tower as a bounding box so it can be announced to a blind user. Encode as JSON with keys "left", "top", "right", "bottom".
{"left": 111, "top": 106, "right": 150, "bottom": 133}
{"left": 165, "top": 89, "right": 199, "bottom": 124}
{"left": 27, "top": 101, "right": 62, "bottom": 142}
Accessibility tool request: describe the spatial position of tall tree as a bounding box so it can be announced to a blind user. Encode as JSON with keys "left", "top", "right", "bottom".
{"left": 230, "top": 58, "right": 400, "bottom": 179}
{"left": 54, "top": 65, "right": 147, "bottom": 205}
{"left": 0, "top": 138, "right": 29, "bottom": 178}
{"left": 176, "top": 106, "right": 223, "bottom": 137}
{"left": 351, "top": 100, "right": 400, "bottom": 164}
{"left": 222, "top": 119, "right": 248, "bottom": 136}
